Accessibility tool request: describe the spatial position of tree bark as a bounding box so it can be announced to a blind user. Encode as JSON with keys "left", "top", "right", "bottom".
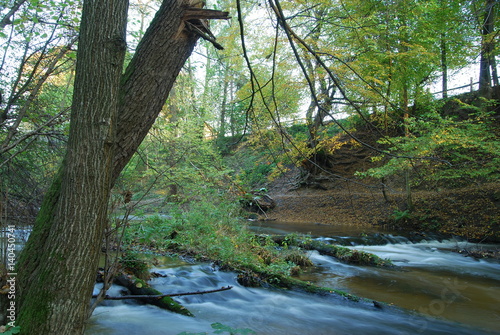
{"left": 112, "top": 0, "right": 200, "bottom": 181}
{"left": 16, "top": 1, "right": 129, "bottom": 334}
{"left": 17, "top": 1, "right": 204, "bottom": 334}
{"left": 441, "top": 35, "right": 448, "bottom": 99}
{"left": 479, "top": 0, "right": 496, "bottom": 97}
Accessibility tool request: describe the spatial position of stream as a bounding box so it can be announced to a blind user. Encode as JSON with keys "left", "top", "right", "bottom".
{"left": 87, "top": 221, "right": 500, "bottom": 335}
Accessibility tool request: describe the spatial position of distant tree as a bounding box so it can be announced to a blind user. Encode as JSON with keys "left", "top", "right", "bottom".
{"left": 478, "top": 0, "right": 498, "bottom": 96}
{"left": 0, "top": 0, "right": 79, "bottom": 224}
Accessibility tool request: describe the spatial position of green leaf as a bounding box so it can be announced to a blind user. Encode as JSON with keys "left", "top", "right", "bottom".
{"left": 2, "top": 326, "right": 21, "bottom": 335}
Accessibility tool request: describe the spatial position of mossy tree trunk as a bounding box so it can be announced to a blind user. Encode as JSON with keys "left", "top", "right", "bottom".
{"left": 17, "top": 0, "right": 200, "bottom": 334}
{"left": 16, "top": 1, "right": 129, "bottom": 333}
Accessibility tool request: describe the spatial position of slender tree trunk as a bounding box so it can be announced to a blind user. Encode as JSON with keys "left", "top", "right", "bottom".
{"left": 488, "top": 0, "right": 499, "bottom": 87}
{"left": 479, "top": 0, "right": 496, "bottom": 97}
{"left": 229, "top": 81, "right": 237, "bottom": 137}
{"left": 402, "top": 94, "right": 413, "bottom": 212}
{"left": 491, "top": 55, "right": 499, "bottom": 86}
{"left": 441, "top": 35, "right": 448, "bottom": 99}
{"left": 218, "top": 74, "right": 229, "bottom": 140}
{"left": 302, "top": 51, "right": 316, "bottom": 145}
{"left": 17, "top": 1, "right": 129, "bottom": 334}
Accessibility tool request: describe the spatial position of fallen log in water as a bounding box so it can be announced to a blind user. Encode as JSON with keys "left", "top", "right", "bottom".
{"left": 263, "top": 234, "right": 393, "bottom": 267}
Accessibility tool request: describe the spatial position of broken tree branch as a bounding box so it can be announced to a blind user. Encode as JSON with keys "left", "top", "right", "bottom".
{"left": 181, "top": 8, "right": 230, "bottom": 50}
{"left": 185, "top": 20, "right": 224, "bottom": 50}
{"left": 182, "top": 8, "right": 230, "bottom": 21}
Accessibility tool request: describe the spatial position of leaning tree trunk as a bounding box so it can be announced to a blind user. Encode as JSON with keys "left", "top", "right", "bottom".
{"left": 16, "top": 0, "right": 206, "bottom": 333}
{"left": 112, "top": 1, "right": 201, "bottom": 181}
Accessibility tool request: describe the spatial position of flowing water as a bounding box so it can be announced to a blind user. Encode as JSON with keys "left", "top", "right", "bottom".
{"left": 87, "top": 221, "right": 500, "bottom": 335}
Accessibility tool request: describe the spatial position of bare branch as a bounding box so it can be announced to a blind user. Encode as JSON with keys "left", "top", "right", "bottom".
{"left": 267, "top": 0, "right": 450, "bottom": 166}
{"left": 1, "top": 37, "right": 76, "bottom": 151}
{"left": 92, "top": 286, "right": 233, "bottom": 300}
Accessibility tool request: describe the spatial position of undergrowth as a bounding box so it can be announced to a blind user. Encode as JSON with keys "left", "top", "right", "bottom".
{"left": 123, "top": 194, "right": 392, "bottom": 293}
{"left": 124, "top": 196, "right": 304, "bottom": 281}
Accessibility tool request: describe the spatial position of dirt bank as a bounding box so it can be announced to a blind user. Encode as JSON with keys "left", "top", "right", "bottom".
{"left": 264, "top": 160, "right": 500, "bottom": 242}
{"left": 267, "top": 177, "right": 400, "bottom": 226}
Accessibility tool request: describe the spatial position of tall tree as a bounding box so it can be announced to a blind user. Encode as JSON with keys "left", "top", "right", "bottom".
{"left": 479, "top": 0, "right": 498, "bottom": 96}
{"left": 16, "top": 0, "right": 228, "bottom": 333}
{"left": 17, "top": 0, "right": 129, "bottom": 333}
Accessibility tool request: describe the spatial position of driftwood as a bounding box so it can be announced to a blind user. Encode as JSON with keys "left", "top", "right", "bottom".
{"left": 93, "top": 285, "right": 232, "bottom": 300}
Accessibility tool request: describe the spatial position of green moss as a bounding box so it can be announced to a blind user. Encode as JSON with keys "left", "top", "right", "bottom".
{"left": 17, "top": 289, "right": 51, "bottom": 334}
{"left": 158, "top": 296, "right": 193, "bottom": 316}
{"left": 283, "top": 277, "right": 361, "bottom": 302}
{"left": 226, "top": 262, "right": 362, "bottom": 302}
{"left": 272, "top": 236, "right": 393, "bottom": 267}
{"left": 120, "top": 251, "right": 151, "bottom": 280}
{"left": 17, "top": 168, "right": 63, "bottom": 271}
{"left": 122, "top": 276, "right": 193, "bottom": 317}
{"left": 16, "top": 168, "right": 65, "bottom": 334}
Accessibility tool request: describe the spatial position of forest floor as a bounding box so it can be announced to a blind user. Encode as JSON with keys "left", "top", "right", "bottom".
{"left": 266, "top": 168, "right": 400, "bottom": 226}
{"left": 263, "top": 132, "right": 500, "bottom": 244}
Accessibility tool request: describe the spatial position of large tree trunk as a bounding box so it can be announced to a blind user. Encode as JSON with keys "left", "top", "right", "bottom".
{"left": 17, "top": 1, "right": 129, "bottom": 334}
{"left": 17, "top": 0, "right": 202, "bottom": 334}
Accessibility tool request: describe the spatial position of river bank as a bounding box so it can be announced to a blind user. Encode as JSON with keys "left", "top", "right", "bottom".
{"left": 88, "top": 225, "right": 500, "bottom": 334}
{"left": 264, "top": 167, "right": 500, "bottom": 243}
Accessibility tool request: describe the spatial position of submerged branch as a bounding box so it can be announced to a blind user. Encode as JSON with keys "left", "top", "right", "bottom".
{"left": 113, "top": 274, "right": 194, "bottom": 316}
{"left": 93, "top": 286, "right": 233, "bottom": 300}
